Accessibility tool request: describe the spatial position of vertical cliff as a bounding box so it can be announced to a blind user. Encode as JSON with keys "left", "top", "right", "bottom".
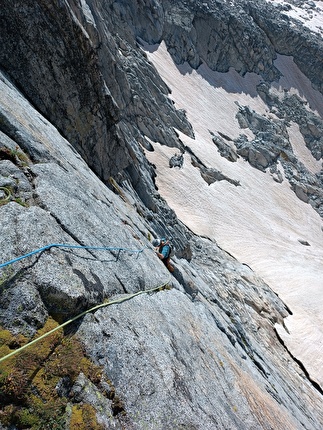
{"left": 0, "top": 0, "right": 323, "bottom": 428}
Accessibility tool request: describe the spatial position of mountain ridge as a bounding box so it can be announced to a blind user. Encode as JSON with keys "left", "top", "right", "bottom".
{"left": 0, "top": 0, "right": 323, "bottom": 428}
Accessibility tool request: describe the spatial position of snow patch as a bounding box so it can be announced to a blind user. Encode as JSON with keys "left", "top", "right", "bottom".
{"left": 288, "top": 122, "right": 322, "bottom": 173}
{"left": 265, "top": 0, "right": 323, "bottom": 35}
{"left": 274, "top": 54, "right": 323, "bottom": 117}
{"left": 145, "top": 41, "right": 323, "bottom": 388}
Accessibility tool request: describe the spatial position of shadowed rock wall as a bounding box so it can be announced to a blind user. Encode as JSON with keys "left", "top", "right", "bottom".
{"left": 1, "top": 0, "right": 323, "bottom": 428}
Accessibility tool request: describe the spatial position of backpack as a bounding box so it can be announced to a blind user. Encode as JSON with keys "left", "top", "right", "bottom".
{"left": 168, "top": 243, "right": 175, "bottom": 257}
{"left": 162, "top": 241, "right": 174, "bottom": 258}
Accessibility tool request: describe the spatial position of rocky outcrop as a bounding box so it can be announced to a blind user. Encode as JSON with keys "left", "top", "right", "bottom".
{"left": 112, "top": 0, "right": 323, "bottom": 92}
{"left": 1, "top": 0, "right": 322, "bottom": 217}
{"left": 1, "top": 0, "right": 323, "bottom": 429}
{"left": 1, "top": 62, "right": 323, "bottom": 430}
{"left": 0, "top": 0, "right": 193, "bottom": 197}
{"left": 231, "top": 92, "right": 323, "bottom": 217}
{"left": 234, "top": 105, "right": 289, "bottom": 170}
{"left": 190, "top": 149, "right": 241, "bottom": 186}
{"left": 247, "top": 0, "right": 323, "bottom": 94}
{"left": 211, "top": 132, "right": 239, "bottom": 163}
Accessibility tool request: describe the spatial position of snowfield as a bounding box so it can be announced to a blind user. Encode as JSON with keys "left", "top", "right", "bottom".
{"left": 144, "top": 41, "right": 323, "bottom": 388}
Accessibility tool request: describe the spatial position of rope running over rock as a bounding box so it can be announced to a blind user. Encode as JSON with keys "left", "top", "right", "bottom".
{"left": 0, "top": 279, "right": 171, "bottom": 364}
{"left": 0, "top": 242, "right": 170, "bottom": 364}
{"left": 0, "top": 243, "right": 148, "bottom": 269}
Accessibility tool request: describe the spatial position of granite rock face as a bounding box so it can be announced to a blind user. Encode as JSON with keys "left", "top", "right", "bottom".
{"left": 1, "top": 0, "right": 323, "bottom": 429}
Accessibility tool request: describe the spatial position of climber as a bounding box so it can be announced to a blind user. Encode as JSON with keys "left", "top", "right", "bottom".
{"left": 152, "top": 237, "right": 174, "bottom": 272}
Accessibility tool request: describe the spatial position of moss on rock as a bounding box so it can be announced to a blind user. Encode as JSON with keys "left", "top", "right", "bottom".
{"left": 0, "top": 317, "right": 106, "bottom": 429}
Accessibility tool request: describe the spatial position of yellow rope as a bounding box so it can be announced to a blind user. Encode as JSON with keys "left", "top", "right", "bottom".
{"left": 0, "top": 186, "right": 11, "bottom": 203}
{"left": 0, "top": 279, "right": 171, "bottom": 364}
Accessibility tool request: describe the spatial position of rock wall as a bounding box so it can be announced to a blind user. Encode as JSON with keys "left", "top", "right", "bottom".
{"left": 1, "top": 0, "right": 323, "bottom": 428}
{"left": 1, "top": 75, "right": 322, "bottom": 426}
{"left": 1, "top": 0, "right": 322, "bottom": 214}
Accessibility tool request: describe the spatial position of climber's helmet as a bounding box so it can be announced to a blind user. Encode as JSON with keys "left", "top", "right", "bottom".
{"left": 152, "top": 238, "right": 161, "bottom": 247}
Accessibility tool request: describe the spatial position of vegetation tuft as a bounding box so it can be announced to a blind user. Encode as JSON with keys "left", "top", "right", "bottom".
{"left": 0, "top": 146, "right": 30, "bottom": 167}
{"left": 0, "top": 318, "right": 106, "bottom": 429}
{"left": 70, "top": 404, "right": 103, "bottom": 429}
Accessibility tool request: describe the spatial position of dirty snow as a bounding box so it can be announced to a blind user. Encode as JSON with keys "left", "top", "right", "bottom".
{"left": 144, "top": 41, "right": 323, "bottom": 388}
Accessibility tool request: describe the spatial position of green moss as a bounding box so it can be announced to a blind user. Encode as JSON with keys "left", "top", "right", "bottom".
{"left": 0, "top": 318, "right": 106, "bottom": 429}
{"left": 108, "top": 177, "right": 127, "bottom": 202}
{"left": 16, "top": 409, "right": 39, "bottom": 427}
{"left": 16, "top": 304, "right": 24, "bottom": 313}
{"left": 280, "top": 151, "right": 290, "bottom": 161}
{"left": 0, "top": 327, "right": 18, "bottom": 344}
{"left": 70, "top": 404, "right": 104, "bottom": 429}
{"left": 0, "top": 266, "right": 16, "bottom": 290}
{"left": 13, "top": 197, "right": 29, "bottom": 207}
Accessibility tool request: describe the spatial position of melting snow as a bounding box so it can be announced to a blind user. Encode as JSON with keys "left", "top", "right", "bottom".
{"left": 144, "top": 41, "right": 323, "bottom": 387}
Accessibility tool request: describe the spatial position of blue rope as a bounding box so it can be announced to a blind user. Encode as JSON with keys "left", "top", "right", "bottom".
{"left": 0, "top": 243, "right": 147, "bottom": 269}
